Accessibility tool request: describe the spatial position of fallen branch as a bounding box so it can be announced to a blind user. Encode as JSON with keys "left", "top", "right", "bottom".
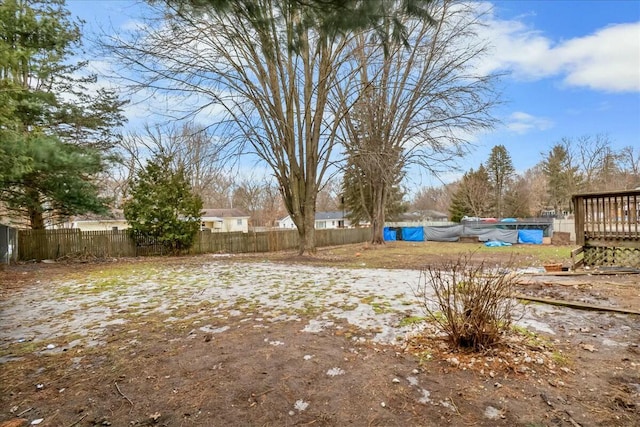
{"left": 515, "top": 294, "right": 640, "bottom": 315}
{"left": 114, "top": 381, "right": 133, "bottom": 406}
{"left": 17, "top": 407, "right": 33, "bottom": 417}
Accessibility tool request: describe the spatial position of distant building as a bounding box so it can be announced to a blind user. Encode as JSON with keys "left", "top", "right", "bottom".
{"left": 51, "top": 208, "right": 250, "bottom": 233}
{"left": 53, "top": 209, "right": 129, "bottom": 231}
{"left": 200, "top": 209, "right": 250, "bottom": 233}
{"left": 278, "top": 211, "right": 353, "bottom": 229}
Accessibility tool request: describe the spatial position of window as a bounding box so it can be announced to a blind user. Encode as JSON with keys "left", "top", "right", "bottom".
{"left": 237, "top": 219, "right": 243, "bottom": 226}
{"left": 317, "top": 221, "right": 326, "bottom": 229}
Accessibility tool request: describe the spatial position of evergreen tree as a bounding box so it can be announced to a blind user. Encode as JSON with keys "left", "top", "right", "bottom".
{"left": 124, "top": 154, "right": 203, "bottom": 253}
{"left": 541, "top": 144, "right": 582, "bottom": 215}
{"left": 0, "top": 0, "right": 127, "bottom": 228}
{"left": 485, "top": 145, "right": 514, "bottom": 218}
{"left": 341, "top": 157, "right": 407, "bottom": 226}
{"left": 165, "top": 0, "right": 435, "bottom": 54}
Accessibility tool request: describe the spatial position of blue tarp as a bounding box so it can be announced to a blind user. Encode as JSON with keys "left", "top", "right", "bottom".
{"left": 383, "top": 227, "right": 397, "bottom": 241}
{"left": 518, "top": 229, "right": 543, "bottom": 244}
{"left": 401, "top": 227, "right": 424, "bottom": 242}
{"left": 485, "top": 240, "right": 512, "bottom": 247}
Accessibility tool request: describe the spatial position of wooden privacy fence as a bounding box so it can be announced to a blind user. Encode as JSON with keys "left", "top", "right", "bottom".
{"left": 18, "top": 228, "right": 372, "bottom": 261}
{"left": 573, "top": 189, "right": 640, "bottom": 268}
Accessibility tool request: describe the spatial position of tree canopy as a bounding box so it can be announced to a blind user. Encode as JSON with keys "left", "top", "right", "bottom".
{"left": 0, "top": 0, "right": 127, "bottom": 228}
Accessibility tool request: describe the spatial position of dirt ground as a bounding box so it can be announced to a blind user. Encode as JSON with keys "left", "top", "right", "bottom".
{"left": 0, "top": 242, "right": 638, "bottom": 427}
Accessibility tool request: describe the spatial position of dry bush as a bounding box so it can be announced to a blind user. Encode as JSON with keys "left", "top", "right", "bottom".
{"left": 416, "top": 254, "right": 521, "bottom": 351}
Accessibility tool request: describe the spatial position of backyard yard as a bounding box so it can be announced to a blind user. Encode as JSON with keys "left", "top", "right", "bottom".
{"left": 0, "top": 242, "right": 638, "bottom": 426}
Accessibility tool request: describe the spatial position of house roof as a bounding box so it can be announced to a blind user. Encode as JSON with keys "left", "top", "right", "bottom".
{"left": 201, "top": 208, "right": 249, "bottom": 219}
{"left": 279, "top": 211, "right": 347, "bottom": 222}
{"left": 74, "top": 209, "right": 125, "bottom": 222}
{"left": 315, "top": 211, "right": 346, "bottom": 221}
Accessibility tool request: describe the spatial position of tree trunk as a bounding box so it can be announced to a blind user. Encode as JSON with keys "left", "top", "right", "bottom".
{"left": 28, "top": 206, "right": 45, "bottom": 230}
{"left": 299, "top": 207, "right": 317, "bottom": 255}
{"left": 370, "top": 183, "right": 386, "bottom": 245}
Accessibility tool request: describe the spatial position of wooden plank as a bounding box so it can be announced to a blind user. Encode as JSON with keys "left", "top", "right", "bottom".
{"left": 514, "top": 293, "right": 640, "bottom": 316}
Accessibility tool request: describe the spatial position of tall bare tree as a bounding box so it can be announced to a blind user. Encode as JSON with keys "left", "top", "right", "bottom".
{"left": 115, "top": 123, "right": 229, "bottom": 207}
{"left": 448, "top": 165, "right": 491, "bottom": 221}
{"left": 619, "top": 145, "right": 640, "bottom": 189}
{"left": 412, "top": 185, "right": 453, "bottom": 217}
{"left": 336, "top": 0, "right": 499, "bottom": 243}
{"left": 232, "top": 176, "right": 286, "bottom": 228}
{"left": 105, "top": 1, "right": 357, "bottom": 254}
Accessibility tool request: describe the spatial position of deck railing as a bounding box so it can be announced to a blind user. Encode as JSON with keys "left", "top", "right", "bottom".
{"left": 573, "top": 189, "right": 640, "bottom": 267}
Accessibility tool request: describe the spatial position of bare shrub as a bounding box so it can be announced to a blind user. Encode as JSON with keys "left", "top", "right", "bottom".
{"left": 416, "top": 254, "right": 521, "bottom": 351}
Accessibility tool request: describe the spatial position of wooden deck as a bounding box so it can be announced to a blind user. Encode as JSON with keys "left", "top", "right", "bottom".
{"left": 573, "top": 189, "right": 640, "bottom": 268}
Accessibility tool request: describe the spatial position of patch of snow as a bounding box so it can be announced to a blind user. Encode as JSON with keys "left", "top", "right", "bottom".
{"left": 439, "top": 400, "right": 454, "bottom": 410}
{"left": 419, "top": 389, "right": 432, "bottom": 404}
{"left": 484, "top": 406, "right": 501, "bottom": 420}
{"left": 301, "top": 319, "right": 334, "bottom": 333}
{"left": 406, "top": 376, "right": 419, "bottom": 386}
{"left": 326, "top": 367, "right": 345, "bottom": 376}
{"left": 294, "top": 400, "right": 309, "bottom": 412}
{"left": 199, "top": 325, "right": 230, "bottom": 334}
{"left": 516, "top": 318, "right": 555, "bottom": 335}
{"left": 303, "top": 355, "right": 314, "bottom": 360}
{"left": 269, "top": 340, "right": 284, "bottom": 346}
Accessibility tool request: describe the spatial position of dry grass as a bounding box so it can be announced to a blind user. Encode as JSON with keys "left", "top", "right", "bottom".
{"left": 243, "top": 240, "right": 576, "bottom": 270}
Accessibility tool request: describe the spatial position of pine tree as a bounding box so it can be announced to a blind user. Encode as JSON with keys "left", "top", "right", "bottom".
{"left": 485, "top": 145, "right": 515, "bottom": 218}
{"left": 124, "top": 154, "right": 203, "bottom": 253}
{"left": 541, "top": 144, "right": 582, "bottom": 215}
{"left": 0, "top": 0, "right": 127, "bottom": 228}
{"left": 341, "top": 157, "right": 407, "bottom": 227}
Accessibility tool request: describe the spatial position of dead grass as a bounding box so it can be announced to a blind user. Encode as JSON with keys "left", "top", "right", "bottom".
{"left": 241, "top": 241, "right": 576, "bottom": 270}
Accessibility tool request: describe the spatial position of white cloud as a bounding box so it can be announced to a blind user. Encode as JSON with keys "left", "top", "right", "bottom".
{"left": 479, "top": 6, "right": 640, "bottom": 93}
{"left": 505, "top": 111, "right": 553, "bottom": 134}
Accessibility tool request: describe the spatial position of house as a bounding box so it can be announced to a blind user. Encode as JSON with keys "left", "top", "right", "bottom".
{"left": 55, "top": 209, "right": 129, "bottom": 231}
{"left": 278, "top": 211, "right": 352, "bottom": 229}
{"left": 201, "top": 208, "right": 250, "bottom": 233}
{"left": 53, "top": 208, "right": 250, "bottom": 233}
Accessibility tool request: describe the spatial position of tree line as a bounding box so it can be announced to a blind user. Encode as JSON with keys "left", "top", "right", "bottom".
{"left": 412, "top": 136, "right": 640, "bottom": 222}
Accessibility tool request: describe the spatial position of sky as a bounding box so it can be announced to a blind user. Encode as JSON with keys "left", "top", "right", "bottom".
{"left": 67, "top": 0, "right": 640, "bottom": 188}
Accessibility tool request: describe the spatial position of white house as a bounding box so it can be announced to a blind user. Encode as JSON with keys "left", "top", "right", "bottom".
{"left": 201, "top": 208, "right": 250, "bottom": 233}
{"left": 54, "top": 208, "right": 250, "bottom": 233}
{"left": 55, "top": 209, "right": 129, "bottom": 231}
{"left": 278, "top": 211, "right": 351, "bottom": 230}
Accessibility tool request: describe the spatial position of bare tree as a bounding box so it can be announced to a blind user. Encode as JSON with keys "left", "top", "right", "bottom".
{"left": 336, "top": 0, "right": 499, "bottom": 243}
{"left": 232, "top": 176, "right": 286, "bottom": 228}
{"left": 619, "top": 146, "right": 640, "bottom": 189}
{"left": 449, "top": 165, "right": 491, "bottom": 221}
{"left": 104, "top": 1, "right": 356, "bottom": 254}
{"left": 115, "top": 123, "right": 229, "bottom": 207}
{"left": 316, "top": 178, "right": 342, "bottom": 212}
{"left": 412, "top": 185, "right": 453, "bottom": 216}
{"left": 571, "top": 134, "right": 622, "bottom": 192}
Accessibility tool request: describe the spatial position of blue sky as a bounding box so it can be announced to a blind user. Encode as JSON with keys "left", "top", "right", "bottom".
{"left": 68, "top": 0, "right": 640, "bottom": 187}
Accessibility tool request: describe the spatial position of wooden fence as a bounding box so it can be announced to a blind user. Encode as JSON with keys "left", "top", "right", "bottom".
{"left": 17, "top": 228, "right": 372, "bottom": 261}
